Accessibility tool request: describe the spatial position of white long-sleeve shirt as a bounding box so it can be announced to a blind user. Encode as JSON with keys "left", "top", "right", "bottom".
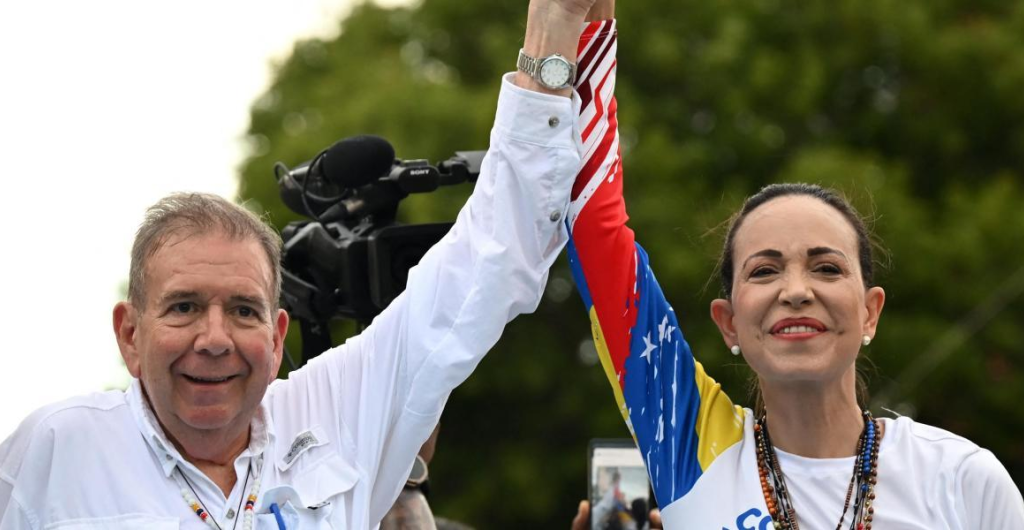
{"left": 0, "top": 73, "right": 580, "bottom": 530}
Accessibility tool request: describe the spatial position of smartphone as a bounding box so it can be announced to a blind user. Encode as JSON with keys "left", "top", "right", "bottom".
{"left": 588, "top": 439, "right": 653, "bottom": 530}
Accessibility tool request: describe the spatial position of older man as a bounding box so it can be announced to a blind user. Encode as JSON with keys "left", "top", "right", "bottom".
{"left": 0, "top": 0, "right": 600, "bottom": 527}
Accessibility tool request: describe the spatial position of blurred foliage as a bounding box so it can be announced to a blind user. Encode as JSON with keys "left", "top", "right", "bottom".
{"left": 238, "top": 0, "right": 1024, "bottom": 525}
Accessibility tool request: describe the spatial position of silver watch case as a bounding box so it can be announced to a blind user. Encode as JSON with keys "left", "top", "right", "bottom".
{"left": 517, "top": 49, "right": 576, "bottom": 90}
{"left": 406, "top": 454, "right": 429, "bottom": 488}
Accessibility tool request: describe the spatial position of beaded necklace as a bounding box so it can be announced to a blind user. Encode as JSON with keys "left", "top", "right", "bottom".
{"left": 176, "top": 454, "right": 264, "bottom": 530}
{"left": 754, "top": 411, "right": 880, "bottom": 530}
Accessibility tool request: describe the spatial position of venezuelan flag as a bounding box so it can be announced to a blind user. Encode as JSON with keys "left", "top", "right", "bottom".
{"left": 567, "top": 19, "right": 745, "bottom": 507}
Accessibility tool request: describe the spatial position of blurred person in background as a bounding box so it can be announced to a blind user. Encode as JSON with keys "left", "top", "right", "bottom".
{"left": 0, "top": 0, "right": 600, "bottom": 527}
{"left": 378, "top": 425, "right": 479, "bottom": 530}
{"left": 564, "top": 0, "right": 1024, "bottom": 527}
{"left": 590, "top": 469, "right": 623, "bottom": 529}
{"left": 628, "top": 498, "right": 649, "bottom": 530}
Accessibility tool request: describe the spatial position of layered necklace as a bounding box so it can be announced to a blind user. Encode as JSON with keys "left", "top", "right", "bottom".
{"left": 754, "top": 411, "right": 880, "bottom": 530}
{"left": 176, "top": 454, "right": 264, "bottom": 530}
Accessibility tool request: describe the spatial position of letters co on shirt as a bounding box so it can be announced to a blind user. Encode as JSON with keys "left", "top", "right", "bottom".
{"left": 726, "top": 507, "right": 773, "bottom": 530}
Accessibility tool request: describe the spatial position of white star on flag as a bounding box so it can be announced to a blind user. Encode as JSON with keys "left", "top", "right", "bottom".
{"left": 641, "top": 332, "right": 656, "bottom": 363}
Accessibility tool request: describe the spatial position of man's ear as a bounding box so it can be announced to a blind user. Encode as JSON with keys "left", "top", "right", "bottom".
{"left": 710, "top": 298, "right": 738, "bottom": 349}
{"left": 113, "top": 302, "right": 141, "bottom": 378}
{"left": 863, "top": 286, "right": 886, "bottom": 339}
{"left": 269, "top": 308, "right": 290, "bottom": 382}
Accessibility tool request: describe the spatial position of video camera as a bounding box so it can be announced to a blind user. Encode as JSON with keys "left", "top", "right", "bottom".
{"left": 274, "top": 135, "right": 485, "bottom": 362}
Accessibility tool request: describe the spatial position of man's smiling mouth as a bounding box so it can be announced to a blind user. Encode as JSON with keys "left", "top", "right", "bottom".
{"left": 183, "top": 374, "right": 237, "bottom": 384}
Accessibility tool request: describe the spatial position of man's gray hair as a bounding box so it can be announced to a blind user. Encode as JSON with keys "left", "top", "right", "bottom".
{"left": 128, "top": 192, "right": 283, "bottom": 310}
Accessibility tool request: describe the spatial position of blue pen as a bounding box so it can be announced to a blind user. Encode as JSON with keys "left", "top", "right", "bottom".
{"left": 269, "top": 502, "right": 287, "bottom": 530}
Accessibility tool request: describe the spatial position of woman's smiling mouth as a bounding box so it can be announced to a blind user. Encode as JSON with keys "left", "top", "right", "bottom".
{"left": 770, "top": 318, "right": 826, "bottom": 340}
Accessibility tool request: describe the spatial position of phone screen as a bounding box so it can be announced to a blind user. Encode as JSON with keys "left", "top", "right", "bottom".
{"left": 589, "top": 439, "right": 651, "bottom": 530}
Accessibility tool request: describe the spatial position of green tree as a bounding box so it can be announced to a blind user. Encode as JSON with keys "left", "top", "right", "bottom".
{"left": 239, "top": 0, "right": 1024, "bottom": 525}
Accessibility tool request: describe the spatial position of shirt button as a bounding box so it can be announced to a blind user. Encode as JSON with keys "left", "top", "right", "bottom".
{"left": 226, "top": 509, "right": 236, "bottom": 519}
{"left": 548, "top": 116, "right": 560, "bottom": 128}
{"left": 549, "top": 210, "right": 562, "bottom": 222}
{"left": 165, "top": 455, "right": 172, "bottom": 461}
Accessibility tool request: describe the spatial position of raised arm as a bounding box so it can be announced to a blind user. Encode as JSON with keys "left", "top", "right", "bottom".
{"left": 270, "top": 1, "right": 600, "bottom": 526}
{"left": 566, "top": 6, "right": 745, "bottom": 508}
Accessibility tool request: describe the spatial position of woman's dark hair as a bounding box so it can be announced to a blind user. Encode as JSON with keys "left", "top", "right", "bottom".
{"left": 718, "top": 183, "right": 875, "bottom": 298}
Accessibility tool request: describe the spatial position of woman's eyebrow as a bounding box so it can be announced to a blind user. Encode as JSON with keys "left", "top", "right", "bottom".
{"left": 807, "top": 246, "right": 850, "bottom": 262}
{"left": 742, "top": 249, "right": 782, "bottom": 270}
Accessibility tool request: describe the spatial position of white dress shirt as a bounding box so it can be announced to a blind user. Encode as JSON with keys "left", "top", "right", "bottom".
{"left": 0, "top": 73, "right": 580, "bottom": 530}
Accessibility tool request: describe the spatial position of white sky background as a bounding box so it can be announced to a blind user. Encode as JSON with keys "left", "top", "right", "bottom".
{"left": 0, "top": 0, "right": 411, "bottom": 439}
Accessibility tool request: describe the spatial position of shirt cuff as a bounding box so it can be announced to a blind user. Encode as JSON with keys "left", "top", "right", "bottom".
{"left": 492, "top": 72, "right": 576, "bottom": 149}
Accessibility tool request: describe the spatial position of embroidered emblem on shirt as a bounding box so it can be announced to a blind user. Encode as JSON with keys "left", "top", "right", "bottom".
{"left": 285, "top": 430, "right": 319, "bottom": 465}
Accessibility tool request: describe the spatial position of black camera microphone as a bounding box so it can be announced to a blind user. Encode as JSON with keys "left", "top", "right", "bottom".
{"left": 321, "top": 135, "right": 396, "bottom": 188}
{"left": 276, "top": 135, "right": 396, "bottom": 216}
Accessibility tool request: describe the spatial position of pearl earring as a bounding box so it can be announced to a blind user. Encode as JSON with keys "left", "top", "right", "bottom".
{"left": 862, "top": 335, "right": 872, "bottom": 347}
{"left": 731, "top": 345, "right": 741, "bottom": 356}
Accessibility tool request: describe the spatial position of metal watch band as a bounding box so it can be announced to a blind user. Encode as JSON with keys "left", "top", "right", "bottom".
{"left": 517, "top": 49, "right": 540, "bottom": 78}
{"left": 517, "top": 49, "right": 576, "bottom": 90}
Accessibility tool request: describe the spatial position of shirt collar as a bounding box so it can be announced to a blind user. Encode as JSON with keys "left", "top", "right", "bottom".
{"left": 126, "top": 378, "right": 274, "bottom": 477}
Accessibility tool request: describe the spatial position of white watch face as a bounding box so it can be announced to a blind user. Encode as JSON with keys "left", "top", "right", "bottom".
{"left": 539, "top": 58, "right": 571, "bottom": 88}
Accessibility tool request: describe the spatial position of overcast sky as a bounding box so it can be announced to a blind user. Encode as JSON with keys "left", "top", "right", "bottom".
{"left": 0, "top": 0, "right": 410, "bottom": 439}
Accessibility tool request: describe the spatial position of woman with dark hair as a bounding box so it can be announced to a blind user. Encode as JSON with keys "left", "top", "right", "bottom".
{"left": 566, "top": 1, "right": 1024, "bottom": 528}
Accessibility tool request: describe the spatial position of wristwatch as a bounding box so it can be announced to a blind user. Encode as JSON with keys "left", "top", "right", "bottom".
{"left": 517, "top": 49, "right": 576, "bottom": 90}
{"left": 405, "top": 454, "right": 429, "bottom": 495}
